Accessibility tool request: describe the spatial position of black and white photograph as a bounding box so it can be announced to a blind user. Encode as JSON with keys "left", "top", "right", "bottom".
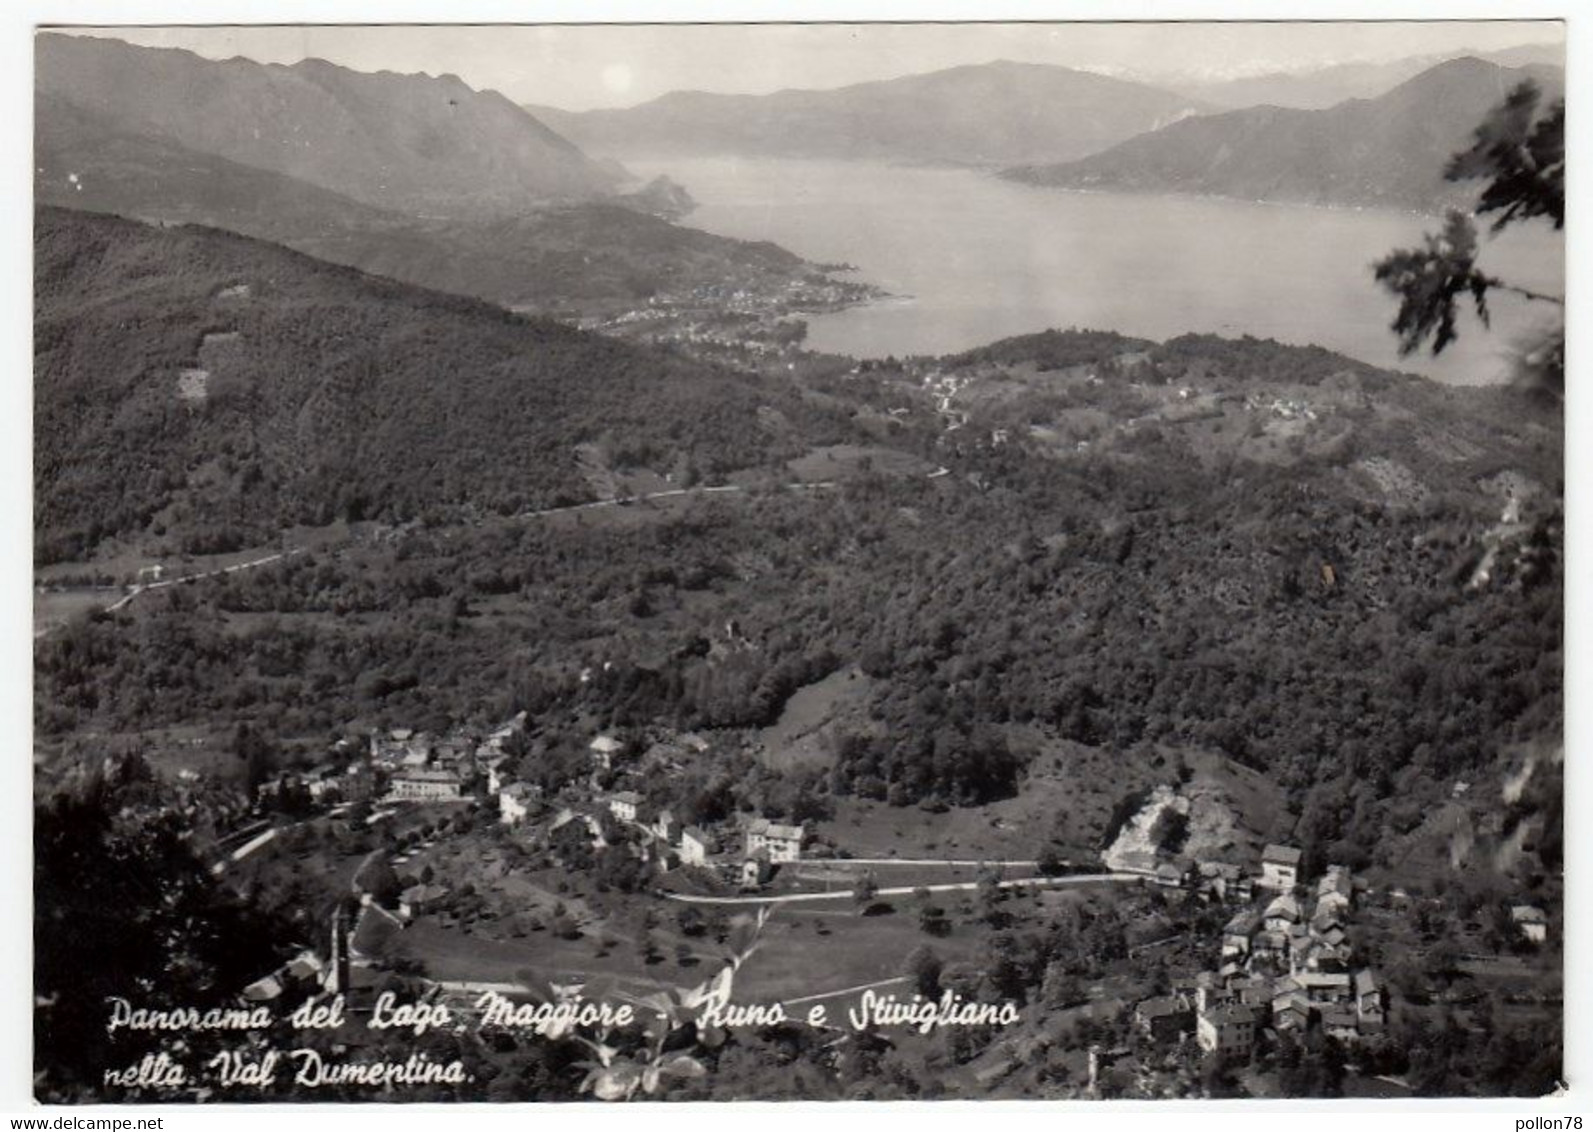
{"left": 25, "top": 9, "right": 1571, "bottom": 1108}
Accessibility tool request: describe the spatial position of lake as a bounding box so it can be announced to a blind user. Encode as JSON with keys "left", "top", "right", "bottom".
{"left": 633, "top": 157, "right": 1564, "bottom": 385}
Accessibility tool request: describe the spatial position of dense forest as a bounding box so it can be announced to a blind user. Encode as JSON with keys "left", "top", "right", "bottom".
{"left": 37, "top": 364, "right": 1562, "bottom": 872}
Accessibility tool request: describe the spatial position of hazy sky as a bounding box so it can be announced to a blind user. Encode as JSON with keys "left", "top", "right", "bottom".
{"left": 57, "top": 21, "right": 1563, "bottom": 111}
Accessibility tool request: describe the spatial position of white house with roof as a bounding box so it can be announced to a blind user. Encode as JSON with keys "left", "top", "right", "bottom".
{"left": 1511, "top": 904, "right": 1549, "bottom": 944}
{"left": 1259, "top": 844, "right": 1302, "bottom": 891}
{"left": 1263, "top": 893, "right": 1302, "bottom": 934}
{"left": 745, "top": 817, "right": 803, "bottom": 863}
{"left": 590, "top": 734, "right": 623, "bottom": 774}
{"left": 499, "top": 783, "right": 537, "bottom": 826}
{"left": 610, "top": 790, "right": 643, "bottom": 823}
{"left": 1196, "top": 1003, "right": 1259, "bottom": 1056}
{"left": 680, "top": 825, "right": 715, "bottom": 867}
{"left": 388, "top": 767, "right": 462, "bottom": 802}
{"left": 1294, "top": 971, "right": 1351, "bottom": 1005}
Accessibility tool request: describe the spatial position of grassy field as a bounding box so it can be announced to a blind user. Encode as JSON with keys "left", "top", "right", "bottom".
{"left": 404, "top": 919, "right": 712, "bottom": 989}
{"left": 411, "top": 893, "right": 1006, "bottom": 1010}
{"left": 784, "top": 443, "right": 934, "bottom": 484}
{"left": 32, "top": 588, "right": 112, "bottom": 635}
{"left": 394, "top": 822, "right": 1072, "bottom": 1014}
{"left": 755, "top": 666, "right": 874, "bottom": 773}
{"left": 730, "top": 901, "right": 987, "bottom": 1004}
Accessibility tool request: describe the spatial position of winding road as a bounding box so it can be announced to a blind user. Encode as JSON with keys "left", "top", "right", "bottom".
{"left": 660, "top": 872, "right": 1144, "bottom": 906}
{"left": 48, "top": 472, "right": 941, "bottom": 632}
{"left": 511, "top": 480, "right": 838, "bottom": 521}
{"left": 102, "top": 547, "right": 310, "bottom": 613}
{"left": 48, "top": 482, "right": 839, "bottom": 630}
{"left": 808, "top": 858, "right": 1041, "bottom": 867}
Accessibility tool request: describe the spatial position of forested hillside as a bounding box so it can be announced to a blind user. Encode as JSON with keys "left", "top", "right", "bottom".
{"left": 291, "top": 204, "right": 814, "bottom": 309}
{"left": 36, "top": 296, "right": 1563, "bottom": 876}
{"left": 34, "top": 207, "right": 859, "bottom": 563}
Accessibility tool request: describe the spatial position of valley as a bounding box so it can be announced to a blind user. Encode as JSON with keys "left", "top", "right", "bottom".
{"left": 30, "top": 24, "right": 1565, "bottom": 1108}
{"left": 32, "top": 200, "right": 1565, "bottom": 1105}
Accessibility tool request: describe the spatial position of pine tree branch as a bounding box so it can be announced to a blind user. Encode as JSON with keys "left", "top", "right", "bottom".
{"left": 1482, "top": 278, "right": 1565, "bottom": 307}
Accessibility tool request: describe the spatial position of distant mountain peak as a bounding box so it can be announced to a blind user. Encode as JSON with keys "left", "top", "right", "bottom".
{"left": 1002, "top": 55, "right": 1564, "bottom": 213}
{"left": 36, "top": 32, "right": 620, "bottom": 218}
{"left": 527, "top": 58, "right": 1208, "bottom": 167}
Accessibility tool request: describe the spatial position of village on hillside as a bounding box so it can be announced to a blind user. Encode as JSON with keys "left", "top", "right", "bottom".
{"left": 200, "top": 705, "right": 1561, "bottom": 1102}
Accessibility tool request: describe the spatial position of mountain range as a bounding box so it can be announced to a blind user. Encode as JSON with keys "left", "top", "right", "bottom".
{"left": 527, "top": 60, "right": 1210, "bottom": 167}
{"left": 38, "top": 33, "right": 1567, "bottom": 298}
{"left": 1161, "top": 42, "right": 1563, "bottom": 110}
{"left": 1002, "top": 57, "right": 1565, "bottom": 212}
{"left": 35, "top": 36, "right": 840, "bottom": 312}
{"left": 36, "top": 32, "right": 620, "bottom": 218}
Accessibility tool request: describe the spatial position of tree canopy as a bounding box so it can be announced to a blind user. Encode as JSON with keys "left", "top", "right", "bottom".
{"left": 1373, "top": 80, "right": 1564, "bottom": 392}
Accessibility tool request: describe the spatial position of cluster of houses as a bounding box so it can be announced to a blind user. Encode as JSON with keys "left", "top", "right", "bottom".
{"left": 1135, "top": 844, "right": 1389, "bottom": 1057}
{"left": 257, "top": 715, "right": 535, "bottom": 814}
{"left": 1242, "top": 393, "right": 1320, "bottom": 423}
{"left": 583, "top": 275, "right": 867, "bottom": 363}
{"left": 372, "top": 716, "right": 527, "bottom": 803}
{"left": 252, "top": 744, "right": 374, "bottom": 810}
{"left": 495, "top": 733, "right": 806, "bottom": 890}
{"left": 647, "top": 812, "right": 805, "bottom": 889}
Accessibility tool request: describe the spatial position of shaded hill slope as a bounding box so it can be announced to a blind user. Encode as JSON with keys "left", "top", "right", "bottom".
{"left": 37, "top": 32, "right": 619, "bottom": 217}
{"left": 35, "top": 96, "right": 833, "bottom": 312}
{"left": 34, "top": 206, "right": 859, "bottom": 562}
